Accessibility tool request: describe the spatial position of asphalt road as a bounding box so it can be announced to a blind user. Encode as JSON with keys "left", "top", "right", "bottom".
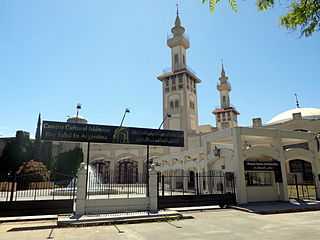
{"left": 1, "top": 209, "right": 320, "bottom": 240}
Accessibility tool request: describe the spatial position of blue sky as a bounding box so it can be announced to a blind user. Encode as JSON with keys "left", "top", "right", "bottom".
{"left": 0, "top": 0, "right": 319, "bottom": 138}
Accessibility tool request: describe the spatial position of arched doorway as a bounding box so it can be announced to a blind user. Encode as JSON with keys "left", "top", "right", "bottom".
{"left": 287, "top": 159, "right": 315, "bottom": 199}
{"left": 189, "top": 171, "right": 195, "bottom": 189}
{"left": 116, "top": 159, "right": 138, "bottom": 183}
{"left": 91, "top": 161, "right": 110, "bottom": 183}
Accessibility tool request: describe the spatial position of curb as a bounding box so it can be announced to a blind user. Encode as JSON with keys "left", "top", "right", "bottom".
{"left": 0, "top": 215, "right": 58, "bottom": 223}
{"left": 57, "top": 213, "right": 182, "bottom": 227}
{"left": 230, "top": 205, "right": 320, "bottom": 214}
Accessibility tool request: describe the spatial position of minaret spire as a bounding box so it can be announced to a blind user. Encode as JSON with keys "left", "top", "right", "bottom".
{"left": 172, "top": 5, "right": 184, "bottom": 36}
{"left": 221, "top": 59, "right": 226, "bottom": 77}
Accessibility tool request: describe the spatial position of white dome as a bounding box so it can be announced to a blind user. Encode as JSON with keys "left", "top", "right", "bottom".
{"left": 67, "top": 115, "right": 88, "bottom": 124}
{"left": 68, "top": 115, "right": 85, "bottom": 120}
{"left": 268, "top": 108, "right": 320, "bottom": 125}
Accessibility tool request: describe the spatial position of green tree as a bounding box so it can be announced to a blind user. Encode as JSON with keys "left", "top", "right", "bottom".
{"left": 0, "top": 131, "right": 34, "bottom": 174}
{"left": 202, "top": 0, "right": 320, "bottom": 37}
{"left": 55, "top": 147, "right": 83, "bottom": 176}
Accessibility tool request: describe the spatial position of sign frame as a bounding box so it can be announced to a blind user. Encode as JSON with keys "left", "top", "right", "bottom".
{"left": 41, "top": 120, "right": 184, "bottom": 147}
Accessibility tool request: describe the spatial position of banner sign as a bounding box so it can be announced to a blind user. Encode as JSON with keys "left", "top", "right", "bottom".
{"left": 244, "top": 161, "right": 282, "bottom": 183}
{"left": 244, "top": 161, "right": 280, "bottom": 171}
{"left": 41, "top": 121, "right": 184, "bottom": 147}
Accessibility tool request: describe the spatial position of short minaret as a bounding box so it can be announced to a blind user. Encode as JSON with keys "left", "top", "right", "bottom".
{"left": 213, "top": 63, "right": 239, "bottom": 129}
{"left": 157, "top": 9, "right": 201, "bottom": 149}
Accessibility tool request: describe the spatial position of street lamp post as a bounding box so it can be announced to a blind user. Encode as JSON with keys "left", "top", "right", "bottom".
{"left": 120, "top": 108, "right": 130, "bottom": 127}
{"left": 76, "top": 103, "right": 82, "bottom": 124}
{"left": 158, "top": 113, "right": 172, "bottom": 130}
{"left": 146, "top": 113, "right": 171, "bottom": 197}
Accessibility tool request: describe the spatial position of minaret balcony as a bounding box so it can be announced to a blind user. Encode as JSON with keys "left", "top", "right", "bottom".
{"left": 163, "top": 65, "right": 196, "bottom": 75}
{"left": 167, "top": 34, "right": 190, "bottom": 49}
{"left": 217, "top": 82, "right": 231, "bottom": 91}
{"left": 167, "top": 33, "right": 189, "bottom": 41}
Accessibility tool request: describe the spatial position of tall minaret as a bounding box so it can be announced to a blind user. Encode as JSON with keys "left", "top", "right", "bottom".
{"left": 157, "top": 9, "right": 201, "bottom": 149}
{"left": 213, "top": 63, "right": 239, "bottom": 129}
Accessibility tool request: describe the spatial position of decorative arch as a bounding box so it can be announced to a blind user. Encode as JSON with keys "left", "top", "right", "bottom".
{"left": 168, "top": 93, "right": 181, "bottom": 101}
{"left": 244, "top": 146, "right": 279, "bottom": 160}
{"left": 171, "top": 162, "right": 184, "bottom": 170}
{"left": 284, "top": 148, "right": 315, "bottom": 163}
{"left": 90, "top": 153, "right": 109, "bottom": 161}
{"left": 115, "top": 153, "right": 139, "bottom": 162}
{"left": 184, "top": 161, "right": 198, "bottom": 170}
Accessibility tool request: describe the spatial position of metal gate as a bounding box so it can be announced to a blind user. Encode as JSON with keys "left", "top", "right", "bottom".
{"left": 158, "top": 171, "right": 236, "bottom": 209}
{"left": 287, "top": 173, "right": 317, "bottom": 200}
{"left": 0, "top": 172, "right": 76, "bottom": 217}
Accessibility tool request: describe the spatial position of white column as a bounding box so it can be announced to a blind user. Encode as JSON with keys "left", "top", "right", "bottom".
{"left": 183, "top": 159, "right": 188, "bottom": 192}
{"left": 198, "top": 154, "right": 204, "bottom": 194}
{"left": 75, "top": 163, "right": 86, "bottom": 215}
{"left": 309, "top": 139, "right": 320, "bottom": 199}
{"left": 274, "top": 131, "right": 289, "bottom": 201}
{"left": 204, "top": 141, "right": 211, "bottom": 193}
{"left": 149, "top": 165, "right": 158, "bottom": 213}
{"left": 232, "top": 127, "right": 247, "bottom": 204}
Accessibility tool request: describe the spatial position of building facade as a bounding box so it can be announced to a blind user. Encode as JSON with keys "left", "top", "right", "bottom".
{"left": 2, "top": 11, "right": 319, "bottom": 204}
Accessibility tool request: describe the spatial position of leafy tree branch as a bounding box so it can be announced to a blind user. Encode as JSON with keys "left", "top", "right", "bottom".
{"left": 202, "top": 0, "right": 320, "bottom": 36}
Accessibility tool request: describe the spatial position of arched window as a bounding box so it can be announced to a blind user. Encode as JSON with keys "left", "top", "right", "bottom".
{"left": 175, "top": 100, "right": 179, "bottom": 108}
{"left": 174, "top": 54, "right": 179, "bottom": 63}
{"left": 91, "top": 161, "right": 110, "bottom": 183}
{"left": 116, "top": 159, "right": 139, "bottom": 183}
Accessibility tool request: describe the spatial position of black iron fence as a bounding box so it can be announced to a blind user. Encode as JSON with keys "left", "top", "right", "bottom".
{"left": 86, "top": 171, "right": 147, "bottom": 199}
{"left": 0, "top": 171, "right": 76, "bottom": 202}
{"left": 158, "top": 171, "right": 236, "bottom": 196}
{"left": 287, "top": 173, "right": 317, "bottom": 200}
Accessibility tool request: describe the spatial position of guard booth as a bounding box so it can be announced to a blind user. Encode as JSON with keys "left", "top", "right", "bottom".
{"left": 244, "top": 160, "right": 283, "bottom": 202}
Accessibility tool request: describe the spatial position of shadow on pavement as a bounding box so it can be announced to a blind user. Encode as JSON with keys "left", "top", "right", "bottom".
{"left": 7, "top": 225, "right": 57, "bottom": 232}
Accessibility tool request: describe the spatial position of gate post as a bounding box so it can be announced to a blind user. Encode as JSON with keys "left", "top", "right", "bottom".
{"left": 196, "top": 173, "right": 199, "bottom": 195}
{"left": 75, "top": 163, "right": 86, "bottom": 215}
{"left": 149, "top": 164, "right": 158, "bottom": 213}
{"left": 294, "top": 173, "right": 300, "bottom": 200}
{"left": 9, "top": 174, "right": 16, "bottom": 202}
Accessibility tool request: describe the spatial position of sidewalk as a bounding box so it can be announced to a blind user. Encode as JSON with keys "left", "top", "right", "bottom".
{"left": 57, "top": 210, "right": 182, "bottom": 227}
{"left": 0, "top": 215, "right": 58, "bottom": 223}
{"left": 1, "top": 200, "right": 320, "bottom": 225}
{"left": 231, "top": 199, "right": 320, "bottom": 214}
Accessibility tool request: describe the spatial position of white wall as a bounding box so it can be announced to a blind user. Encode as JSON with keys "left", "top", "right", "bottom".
{"left": 246, "top": 185, "right": 279, "bottom": 202}
{"left": 85, "top": 198, "right": 149, "bottom": 213}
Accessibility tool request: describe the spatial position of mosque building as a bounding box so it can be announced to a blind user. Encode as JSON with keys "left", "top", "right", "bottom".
{"left": 151, "top": 11, "right": 320, "bottom": 204}
{"left": 83, "top": 11, "right": 320, "bottom": 204}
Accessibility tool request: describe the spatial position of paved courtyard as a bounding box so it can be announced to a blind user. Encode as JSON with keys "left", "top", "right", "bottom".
{"left": 1, "top": 209, "right": 320, "bottom": 240}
